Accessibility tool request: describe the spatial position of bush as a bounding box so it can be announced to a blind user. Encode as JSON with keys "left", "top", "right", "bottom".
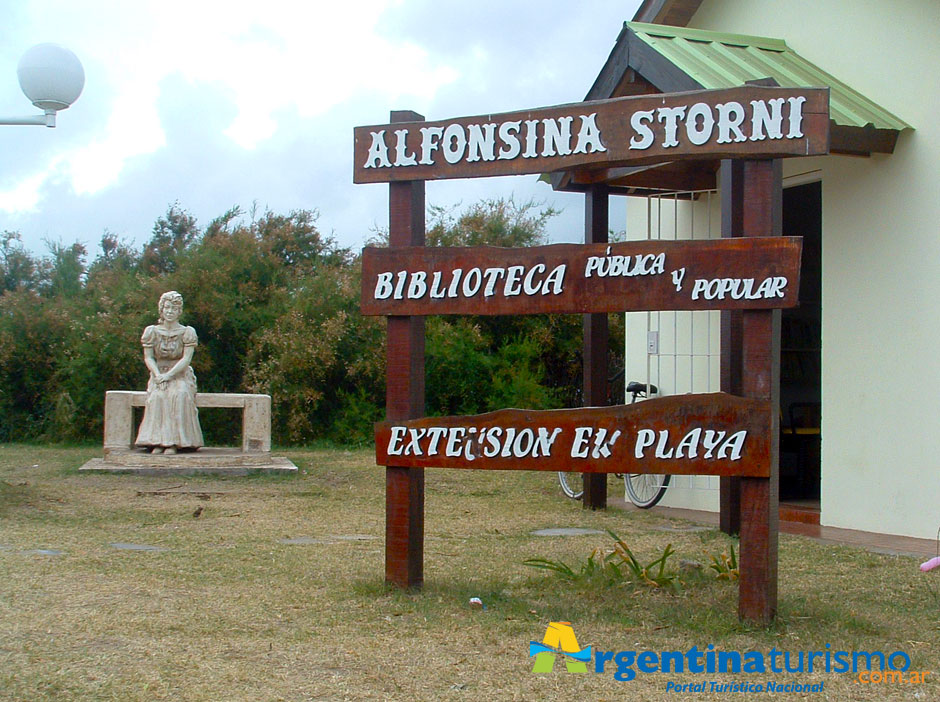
{"left": 0, "top": 197, "right": 612, "bottom": 445}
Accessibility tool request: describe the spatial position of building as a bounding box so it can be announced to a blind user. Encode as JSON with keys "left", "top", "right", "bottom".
{"left": 554, "top": 0, "right": 937, "bottom": 539}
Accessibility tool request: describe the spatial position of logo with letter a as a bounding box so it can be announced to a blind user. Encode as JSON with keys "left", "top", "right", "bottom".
{"left": 529, "top": 622, "right": 592, "bottom": 673}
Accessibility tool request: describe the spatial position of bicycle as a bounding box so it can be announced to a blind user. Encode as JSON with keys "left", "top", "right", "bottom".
{"left": 558, "top": 381, "right": 671, "bottom": 508}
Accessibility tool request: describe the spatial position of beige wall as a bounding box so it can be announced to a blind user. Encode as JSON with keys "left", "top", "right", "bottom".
{"left": 671, "top": 0, "right": 940, "bottom": 538}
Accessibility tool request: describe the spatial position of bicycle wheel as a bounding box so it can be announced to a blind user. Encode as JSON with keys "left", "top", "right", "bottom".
{"left": 558, "top": 471, "right": 584, "bottom": 500}
{"left": 624, "top": 473, "right": 670, "bottom": 508}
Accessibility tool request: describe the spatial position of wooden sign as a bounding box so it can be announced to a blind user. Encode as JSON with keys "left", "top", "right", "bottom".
{"left": 361, "top": 237, "right": 802, "bottom": 316}
{"left": 376, "top": 394, "right": 771, "bottom": 477}
{"left": 354, "top": 86, "right": 829, "bottom": 183}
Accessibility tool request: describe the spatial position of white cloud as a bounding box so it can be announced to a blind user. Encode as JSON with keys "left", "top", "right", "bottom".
{"left": 1, "top": 0, "right": 643, "bottom": 252}
{"left": 0, "top": 0, "right": 458, "bottom": 206}
{"left": 0, "top": 170, "right": 48, "bottom": 213}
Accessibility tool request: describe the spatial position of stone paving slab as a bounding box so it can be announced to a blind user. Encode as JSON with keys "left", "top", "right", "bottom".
{"left": 530, "top": 527, "right": 606, "bottom": 537}
{"left": 109, "top": 543, "right": 168, "bottom": 551}
{"left": 279, "top": 534, "right": 378, "bottom": 545}
{"left": 80, "top": 452, "right": 297, "bottom": 476}
{"left": 610, "top": 497, "right": 937, "bottom": 558}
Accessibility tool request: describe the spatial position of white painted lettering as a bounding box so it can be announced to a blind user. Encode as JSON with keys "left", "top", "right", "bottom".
{"left": 651, "top": 253, "right": 665, "bottom": 275}
{"left": 534, "top": 427, "right": 562, "bottom": 458}
{"left": 750, "top": 98, "right": 786, "bottom": 141}
{"left": 584, "top": 256, "right": 601, "bottom": 278}
{"left": 448, "top": 269, "right": 463, "bottom": 298}
{"left": 375, "top": 272, "right": 394, "bottom": 300}
{"left": 543, "top": 264, "right": 566, "bottom": 295}
{"left": 658, "top": 106, "right": 687, "bottom": 148}
{"left": 685, "top": 102, "right": 714, "bottom": 146}
{"left": 393, "top": 129, "right": 417, "bottom": 166}
{"left": 442, "top": 124, "right": 467, "bottom": 164}
{"left": 467, "top": 123, "right": 497, "bottom": 162}
{"left": 387, "top": 426, "right": 406, "bottom": 456}
{"left": 497, "top": 121, "right": 522, "bottom": 160}
{"left": 407, "top": 271, "right": 427, "bottom": 299}
{"left": 483, "top": 427, "right": 502, "bottom": 458}
{"left": 464, "top": 427, "right": 478, "bottom": 461}
{"left": 404, "top": 428, "right": 427, "bottom": 456}
{"left": 393, "top": 271, "right": 407, "bottom": 300}
{"left": 674, "top": 428, "right": 701, "bottom": 459}
{"left": 635, "top": 429, "right": 656, "bottom": 458}
{"left": 462, "top": 268, "right": 482, "bottom": 297}
{"left": 513, "top": 428, "right": 534, "bottom": 458}
{"left": 483, "top": 268, "right": 506, "bottom": 297}
{"left": 715, "top": 102, "right": 747, "bottom": 144}
{"left": 523, "top": 264, "right": 546, "bottom": 295}
{"left": 754, "top": 276, "right": 774, "bottom": 298}
{"left": 702, "top": 430, "right": 725, "bottom": 459}
{"left": 541, "top": 117, "right": 573, "bottom": 157}
{"left": 445, "top": 428, "right": 466, "bottom": 457}
{"left": 365, "top": 130, "right": 392, "bottom": 169}
{"left": 429, "top": 271, "right": 446, "bottom": 299}
{"left": 501, "top": 428, "right": 517, "bottom": 458}
{"left": 591, "top": 428, "right": 621, "bottom": 459}
{"left": 522, "top": 119, "right": 540, "bottom": 158}
{"left": 572, "top": 427, "right": 592, "bottom": 459}
{"left": 654, "top": 430, "right": 675, "bottom": 459}
{"left": 629, "top": 109, "right": 656, "bottom": 150}
{"left": 786, "top": 96, "right": 806, "bottom": 139}
{"left": 717, "top": 431, "right": 747, "bottom": 460}
{"left": 418, "top": 126, "right": 443, "bottom": 165}
{"left": 426, "top": 427, "right": 447, "bottom": 455}
{"left": 572, "top": 113, "right": 606, "bottom": 154}
{"left": 504, "top": 266, "right": 524, "bottom": 296}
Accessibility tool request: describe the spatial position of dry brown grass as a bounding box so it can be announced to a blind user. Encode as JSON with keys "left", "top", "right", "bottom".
{"left": 1, "top": 444, "right": 937, "bottom": 701}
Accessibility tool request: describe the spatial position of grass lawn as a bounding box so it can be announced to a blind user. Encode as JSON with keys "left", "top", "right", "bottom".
{"left": 1, "top": 444, "right": 937, "bottom": 701}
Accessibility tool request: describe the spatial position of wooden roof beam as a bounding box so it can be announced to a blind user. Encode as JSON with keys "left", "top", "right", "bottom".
{"left": 634, "top": 0, "right": 704, "bottom": 27}
{"left": 830, "top": 123, "right": 900, "bottom": 156}
{"left": 570, "top": 162, "right": 718, "bottom": 192}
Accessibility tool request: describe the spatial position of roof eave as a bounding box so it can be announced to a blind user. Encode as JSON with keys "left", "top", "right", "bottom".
{"left": 633, "top": 0, "right": 703, "bottom": 27}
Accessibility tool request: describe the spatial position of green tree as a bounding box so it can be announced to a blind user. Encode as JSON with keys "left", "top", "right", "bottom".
{"left": 422, "top": 198, "right": 582, "bottom": 415}
{"left": 0, "top": 196, "right": 601, "bottom": 445}
{"left": 0, "top": 232, "right": 40, "bottom": 292}
{"left": 139, "top": 203, "right": 199, "bottom": 275}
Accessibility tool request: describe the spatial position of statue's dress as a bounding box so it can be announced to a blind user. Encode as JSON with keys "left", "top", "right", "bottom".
{"left": 135, "top": 324, "right": 204, "bottom": 449}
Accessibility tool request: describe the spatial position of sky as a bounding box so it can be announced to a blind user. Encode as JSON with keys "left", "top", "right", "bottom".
{"left": 0, "top": 0, "right": 642, "bottom": 256}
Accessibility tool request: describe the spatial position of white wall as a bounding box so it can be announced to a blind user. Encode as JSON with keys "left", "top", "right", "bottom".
{"left": 624, "top": 191, "right": 723, "bottom": 511}
{"left": 681, "top": 0, "right": 940, "bottom": 538}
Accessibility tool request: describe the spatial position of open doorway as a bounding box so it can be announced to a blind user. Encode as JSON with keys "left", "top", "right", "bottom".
{"left": 780, "top": 182, "right": 822, "bottom": 503}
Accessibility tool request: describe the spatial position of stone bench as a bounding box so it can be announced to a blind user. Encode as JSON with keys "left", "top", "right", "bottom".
{"left": 104, "top": 390, "right": 271, "bottom": 454}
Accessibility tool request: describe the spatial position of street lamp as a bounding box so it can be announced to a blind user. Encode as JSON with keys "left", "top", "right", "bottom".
{"left": 1, "top": 43, "right": 84, "bottom": 128}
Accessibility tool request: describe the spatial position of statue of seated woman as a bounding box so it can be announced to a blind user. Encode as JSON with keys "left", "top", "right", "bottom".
{"left": 135, "top": 291, "right": 204, "bottom": 454}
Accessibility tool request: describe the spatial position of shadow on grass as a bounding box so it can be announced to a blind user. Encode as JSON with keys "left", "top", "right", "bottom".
{"left": 0, "top": 478, "right": 42, "bottom": 517}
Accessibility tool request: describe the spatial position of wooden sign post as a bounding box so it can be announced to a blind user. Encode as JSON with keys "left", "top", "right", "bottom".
{"left": 737, "top": 159, "right": 782, "bottom": 622}
{"left": 356, "top": 85, "right": 828, "bottom": 621}
{"left": 584, "top": 184, "right": 609, "bottom": 510}
{"left": 385, "top": 110, "right": 427, "bottom": 588}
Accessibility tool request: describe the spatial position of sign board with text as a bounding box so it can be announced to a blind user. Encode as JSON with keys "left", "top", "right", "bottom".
{"left": 362, "top": 237, "right": 802, "bottom": 316}
{"left": 354, "top": 86, "right": 829, "bottom": 183}
{"left": 376, "top": 394, "right": 772, "bottom": 477}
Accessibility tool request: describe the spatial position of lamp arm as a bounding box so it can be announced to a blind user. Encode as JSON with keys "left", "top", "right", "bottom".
{"left": 0, "top": 110, "right": 55, "bottom": 127}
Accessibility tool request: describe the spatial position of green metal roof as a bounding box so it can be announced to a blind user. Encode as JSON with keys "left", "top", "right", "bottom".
{"left": 626, "top": 21, "right": 912, "bottom": 131}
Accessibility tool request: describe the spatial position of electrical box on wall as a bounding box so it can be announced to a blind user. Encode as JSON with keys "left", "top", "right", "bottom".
{"left": 647, "top": 331, "right": 659, "bottom": 355}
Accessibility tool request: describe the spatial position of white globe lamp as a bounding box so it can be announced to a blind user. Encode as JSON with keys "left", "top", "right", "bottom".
{"left": 17, "top": 43, "right": 85, "bottom": 112}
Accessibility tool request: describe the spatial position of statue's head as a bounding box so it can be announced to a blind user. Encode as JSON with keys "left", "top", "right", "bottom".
{"left": 158, "top": 291, "right": 184, "bottom": 322}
